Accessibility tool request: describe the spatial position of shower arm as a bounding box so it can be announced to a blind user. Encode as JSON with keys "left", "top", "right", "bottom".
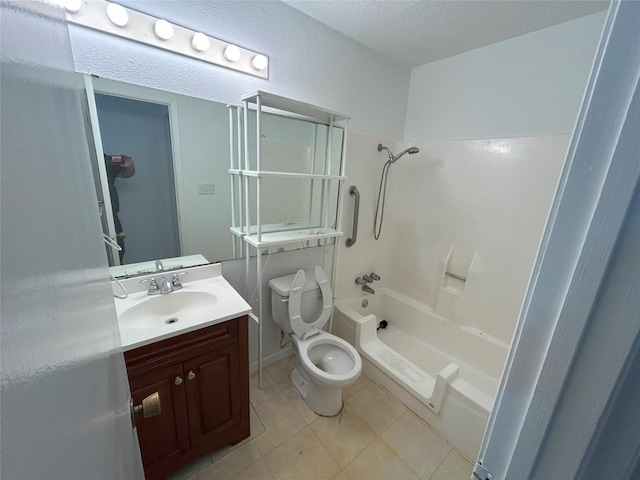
{"left": 377, "top": 143, "right": 394, "bottom": 163}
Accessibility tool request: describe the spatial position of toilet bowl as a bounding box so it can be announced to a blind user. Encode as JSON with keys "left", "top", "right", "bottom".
{"left": 269, "top": 267, "right": 362, "bottom": 416}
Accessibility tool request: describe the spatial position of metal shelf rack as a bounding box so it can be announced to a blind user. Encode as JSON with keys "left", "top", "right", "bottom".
{"left": 232, "top": 91, "right": 350, "bottom": 387}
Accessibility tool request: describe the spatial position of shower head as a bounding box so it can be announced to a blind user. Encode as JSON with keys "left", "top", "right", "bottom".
{"left": 377, "top": 143, "right": 420, "bottom": 163}
{"left": 392, "top": 146, "right": 419, "bottom": 163}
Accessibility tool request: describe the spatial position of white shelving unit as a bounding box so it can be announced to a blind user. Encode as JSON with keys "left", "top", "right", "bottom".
{"left": 232, "top": 91, "right": 350, "bottom": 387}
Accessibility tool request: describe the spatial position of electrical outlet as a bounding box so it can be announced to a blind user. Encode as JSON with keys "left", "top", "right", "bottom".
{"left": 197, "top": 183, "right": 215, "bottom": 195}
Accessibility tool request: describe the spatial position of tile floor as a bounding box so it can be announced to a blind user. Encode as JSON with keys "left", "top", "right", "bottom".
{"left": 169, "top": 354, "right": 473, "bottom": 480}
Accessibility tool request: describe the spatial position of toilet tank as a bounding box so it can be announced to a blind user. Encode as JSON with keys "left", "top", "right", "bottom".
{"left": 268, "top": 272, "right": 325, "bottom": 334}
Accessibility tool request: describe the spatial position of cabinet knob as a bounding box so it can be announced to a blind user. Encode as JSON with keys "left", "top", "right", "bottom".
{"left": 187, "top": 370, "right": 196, "bottom": 380}
{"left": 174, "top": 376, "right": 183, "bottom": 385}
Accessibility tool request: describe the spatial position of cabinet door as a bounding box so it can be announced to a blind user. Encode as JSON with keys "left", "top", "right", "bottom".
{"left": 184, "top": 343, "right": 241, "bottom": 448}
{"left": 130, "top": 362, "right": 189, "bottom": 470}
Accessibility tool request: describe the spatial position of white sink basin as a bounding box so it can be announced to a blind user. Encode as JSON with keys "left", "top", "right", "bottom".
{"left": 113, "top": 263, "right": 251, "bottom": 351}
{"left": 118, "top": 290, "right": 217, "bottom": 329}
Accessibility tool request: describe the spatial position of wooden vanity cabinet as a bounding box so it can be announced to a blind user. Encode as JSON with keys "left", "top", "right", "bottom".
{"left": 125, "top": 316, "right": 249, "bottom": 480}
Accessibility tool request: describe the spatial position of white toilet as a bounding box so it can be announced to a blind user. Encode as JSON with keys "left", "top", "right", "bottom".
{"left": 268, "top": 266, "right": 362, "bottom": 416}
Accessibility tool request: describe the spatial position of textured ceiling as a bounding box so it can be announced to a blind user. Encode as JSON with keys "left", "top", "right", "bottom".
{"left": 282, "top": 0, "right": 610, "bottom": 67}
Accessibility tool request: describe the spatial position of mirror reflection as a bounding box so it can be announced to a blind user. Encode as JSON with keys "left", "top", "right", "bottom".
{"left": 86, "top": 78, "right": 344, "bottom": 278}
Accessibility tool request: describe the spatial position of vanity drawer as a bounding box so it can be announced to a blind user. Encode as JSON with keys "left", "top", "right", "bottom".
{"left": 125, "top": 317, "right": 244, "bottom": 379}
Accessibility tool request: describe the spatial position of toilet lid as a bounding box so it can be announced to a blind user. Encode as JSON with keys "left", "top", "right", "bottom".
{"left": 288, "top": 266, "right": 333, "bottom": 336}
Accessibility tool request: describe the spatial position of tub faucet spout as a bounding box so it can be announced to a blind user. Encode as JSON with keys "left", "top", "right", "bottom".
{"left": 361, "top": 284, "right": 375, "bottom": 294}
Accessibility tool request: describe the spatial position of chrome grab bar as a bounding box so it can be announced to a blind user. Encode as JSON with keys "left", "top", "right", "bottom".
{"left": 346, "top": 185, "right": 360, "bottom": 247}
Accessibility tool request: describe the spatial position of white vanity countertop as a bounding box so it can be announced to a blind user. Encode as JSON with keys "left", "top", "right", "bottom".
{"left": 112, "top": 263, "right": 251, "bottom": 351}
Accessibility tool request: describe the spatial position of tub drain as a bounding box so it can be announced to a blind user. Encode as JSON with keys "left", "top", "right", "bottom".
{"left": 377, "top": 320, "right": 388, "bottom": 331}
{"left": 165, "top": 318, "right": 179, "bottom": 325}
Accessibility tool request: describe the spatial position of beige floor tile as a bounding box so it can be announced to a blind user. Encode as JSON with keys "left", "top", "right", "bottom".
{"left": 209, "top": 443, "right": 237, "bottom": 464}
{"left": 208, "top": 402, "right": 267, "bottom": 463}
{"left": 429, "top": 449, "right": 473, "bottom": 480}
{"left": 343, "top": 438, "right": 420, "bottom": 480}
{"left": 345, "top": 382, "right": 406, "bottom": 434}
{"left": 232, "top": 459, "right": 274, "bottom": 480}
{"left": 197, "top": 441, "right": 262, "bottom": 480}
{"left": 309, "top": 406, "right": 376, "bottom": 468}
{"left": 264, "top": 354, "right": 297, "bottom": 387}
{"left": 167, "top": 453, "right": 211, "bottom": 480}
{"left": 282, "top": 386, "right": 321, "bottom": 424}
{"left": 250, "top": 371, "right": 281, "bottom": 406}
{"left": 264, "top": 427, "right": 341, "bottom": 480}
{"left": 254, "top": 391, "right": 307, "bottom": 455}
{"left": 381, "top": 411, "right": 451, "bottom": 479}
{"left": 332, "top": 473, "right": 349, "bottom": 480}
{"left": 249, "top": 402, "right": 267, "bottom": 439}
{"left": 342, "top": 373, "right": 370, "bottom": 399}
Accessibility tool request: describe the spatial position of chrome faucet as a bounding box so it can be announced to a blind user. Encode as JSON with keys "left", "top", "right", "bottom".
{"left": 159, "top": 275, "right": 173, "bottom": 294}
{"left": 140, "top": 271, "right": 188, "bottom": 295}
{"left": 155, "top": 260, "right": 165, "bottom": 272}
{"left": 361, "top": 284, "right": 375, "bottom": 294}
{"left": 356, "top": 277, "right": 375, "bottom": 294}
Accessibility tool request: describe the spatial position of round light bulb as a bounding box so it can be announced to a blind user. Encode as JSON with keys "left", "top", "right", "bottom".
{"left": 191, "top": 32, "right": 210, "bottom": 52}
{"left": 223, "top": 44, "right": 241, "bottom": 62}
{"left": 251, "top": 54, "right": 268, "bottom": 71}
{"left": 154, "top": 19, "right": 174, "bottom": 40}
{"left": 106, "top": 3, "right": 128, "bottom": 27}
{"left": 64, "top": 0, "right": 82, "bottom": 13}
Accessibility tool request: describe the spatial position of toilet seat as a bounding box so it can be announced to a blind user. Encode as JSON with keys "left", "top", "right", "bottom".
{"left": 288, "top": 266, "right": 333, "bottom": 337}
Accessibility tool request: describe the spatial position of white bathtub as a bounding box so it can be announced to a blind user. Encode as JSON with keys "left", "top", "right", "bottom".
{"left": 333, "top": 288, "right": 509, "bottom": 459}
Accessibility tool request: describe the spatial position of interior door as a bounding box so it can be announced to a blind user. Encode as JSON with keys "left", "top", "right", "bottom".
{"left": 84, "top": 75, "right": 122, "bottom": 265}
{"left": 475, "top": 2, "right": 640, "bottom": 478}
{"left": 0, "top": 2, "right": 144, "bottom": 479}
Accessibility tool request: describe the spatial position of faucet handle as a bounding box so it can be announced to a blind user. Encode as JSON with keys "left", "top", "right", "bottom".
{"left": 362, "top": 275, "right": 374, "bottom": 283}
{"left": 355, "top": 277, "right": 366, "bottom": 286}
{"left": 140, "top": 277, "right": 160, "bottom": 295}
{"left": 369, "top": 273, "right": 381, "bottom": 281}
{"left": 171, "top": 272, "right": 187, "bottom": 289}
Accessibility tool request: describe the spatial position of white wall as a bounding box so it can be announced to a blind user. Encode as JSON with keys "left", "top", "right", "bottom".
{"left": 405, "top": 12, "right": 606, "bottom": 141}
{"left": 68, "top": 0, "right": 411, "bottom": 139}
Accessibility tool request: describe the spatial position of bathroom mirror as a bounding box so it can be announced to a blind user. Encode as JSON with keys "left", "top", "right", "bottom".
{"left": 85, "top": 77, "right": 344, "bottom": 278}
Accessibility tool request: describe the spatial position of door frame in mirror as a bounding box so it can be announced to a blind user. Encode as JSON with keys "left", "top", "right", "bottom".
{"left": 84, "top": 75, "right": 186, "bottom": 266}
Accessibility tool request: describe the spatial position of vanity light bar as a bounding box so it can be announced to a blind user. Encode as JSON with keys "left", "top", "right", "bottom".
{"left": 64, "top": 0, "right": 269, "bottom": 79}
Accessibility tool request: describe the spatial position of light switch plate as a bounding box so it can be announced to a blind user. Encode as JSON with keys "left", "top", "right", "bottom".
{"left": 197, "top": 184, "right": 215, "bottom": 195}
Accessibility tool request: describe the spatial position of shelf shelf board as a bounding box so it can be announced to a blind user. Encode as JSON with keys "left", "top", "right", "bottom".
{"left": 230, "top": 222, "right": 325, "bottom": 237}
{"left": 229, "top": 169, "right": 345, "bottom": 180}
{"left": 241, "top": 91, "right": 350, "bottom": 125}
{"left": 242, "top": 227, "right": 343, "bottom": 248}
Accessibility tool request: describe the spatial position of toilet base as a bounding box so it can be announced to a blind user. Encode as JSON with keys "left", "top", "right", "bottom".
{"left": 291, "top": 366, "right": 343, "bottom": 417}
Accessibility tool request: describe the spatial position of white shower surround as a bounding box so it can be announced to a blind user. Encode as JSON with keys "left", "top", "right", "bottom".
{"left": 335, "top": 133, "right": 571, "bottom": 458}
